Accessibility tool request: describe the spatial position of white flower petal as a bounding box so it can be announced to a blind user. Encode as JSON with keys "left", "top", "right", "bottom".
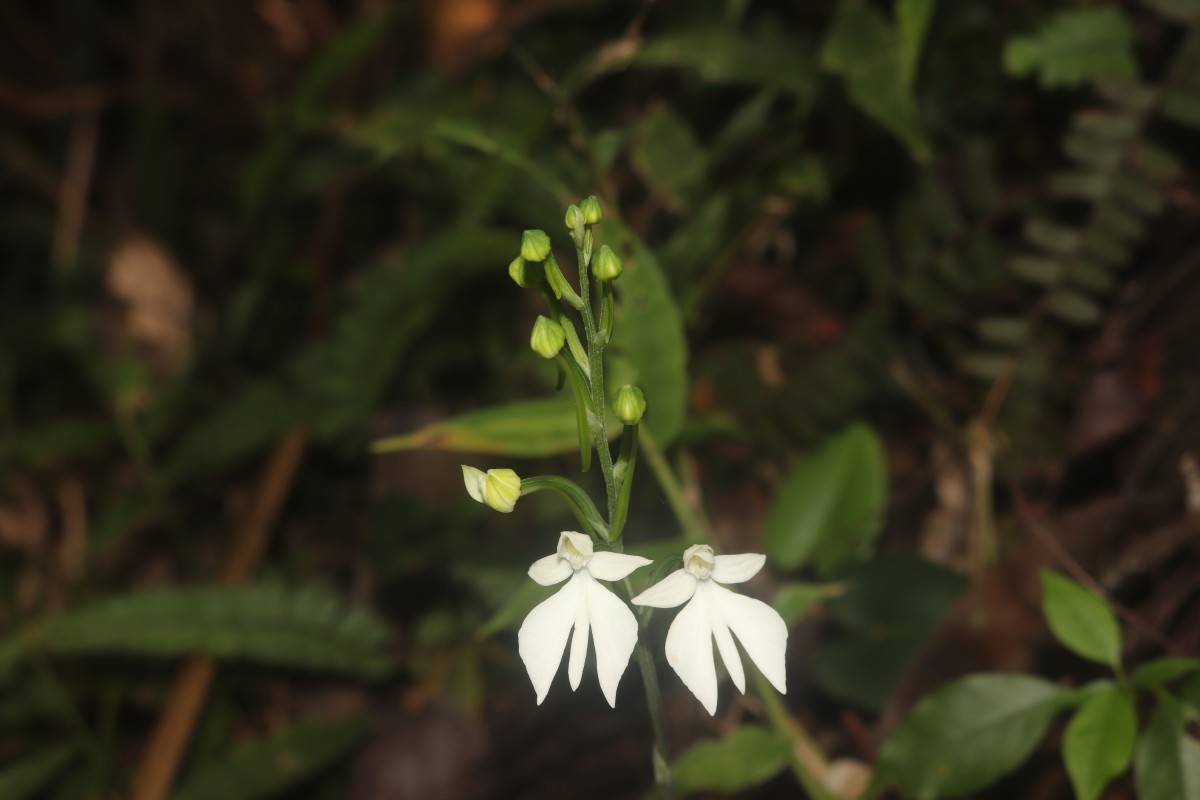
{"left": 701, "top": 583, "right": 745, "bottom": 693}
{"left": 717, "top": 585, "right": 788, "bottom": 695}
{"left": 665, "top": 590, "right": 719, "bottom": 715}
{"left": 711, "top": 553, "right": 766, "bottom": 584}
{"left": 587, "top": 551, "right": 652, "bottom": 582}
{"left": 567, "top": 588, "right": 591, "bottom": 690}
{"left": 528, "top": 554, "right": 572, "bottom": 586}
{"left": 462, "top": 466, "right": 486, "bottom": 503}
{"left": 558, "top": 531, "right": 593, "bottom": 558}
{"left": 631, "top": 569, "right": 697, "bottom": 608}
{"left": 582, "top": 573, "right": 640, "bottom": 707}
{"left": 517, "top": 573, "right": 582, "bottom": 703}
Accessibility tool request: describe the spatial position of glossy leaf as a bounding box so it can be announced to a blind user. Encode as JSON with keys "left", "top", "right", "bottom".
{"left": 673, "top": 725, "right": 791, "bottom": 794}
{"left": 1040, "top": 571, "right": 1121, "bottom": 668}
{"left": 765, "top": 422, "right": 887, "bottom": 574}
{"left": 877, "top": 673, "right": 1071, "bottom": 798}
{"left": 1135, "top": 694, "right": 1200, "bottom": 800}
{"left": 773, "top": 582, "right": 843, "bottom": 626}
{"left": 1064, "top": 687, "right": 1137, "bottom": 800}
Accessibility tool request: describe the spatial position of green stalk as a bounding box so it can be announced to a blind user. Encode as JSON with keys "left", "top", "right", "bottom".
{"left": 519, "top": 475, "right": 608, "bottom": 541}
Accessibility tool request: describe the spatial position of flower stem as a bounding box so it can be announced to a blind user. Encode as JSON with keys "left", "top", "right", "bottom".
{"left": 636, "top": 641, "right": 675, "bottom": 800}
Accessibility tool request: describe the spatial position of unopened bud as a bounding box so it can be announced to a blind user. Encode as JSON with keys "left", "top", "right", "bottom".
{"left": 593, "top": 245, "right": 623, "bottom": 281}
{"left": 530, "top": 315, "right": 566, "bottom": 359}
{"left": 565, "top": 205, "right": 582, "bottom": 230}
{"left": 614, "top": 385, "right": 646, "bottom": 425}
{"left": 521, "top": 229, "right": 551, "bottom": 262}
{"left": 509, "top": 256, "right": 529, "bottom": 287}
{"left": 579, "top": 196, "right": 603, "bottom": 224}
{"left": 462, "top": 466, "right": 522, "bottom": 513}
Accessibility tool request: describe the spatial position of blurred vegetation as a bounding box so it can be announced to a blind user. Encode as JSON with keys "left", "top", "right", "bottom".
{"left": 1, "top": 0, "right": 1199, "bottom": 798}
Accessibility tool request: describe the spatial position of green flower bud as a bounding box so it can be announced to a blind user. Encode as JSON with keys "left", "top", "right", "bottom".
{"left": 579, "top": 195, "right": 603, "bottom": 224}
{"left": 521, "top": 229, "right": 552, "bottom": 262}
{"left": 565, "top": 205, "right": 582, "bottom": 230}
{"left": 509, "top": 256, "right": 529, "bottom": 287}
{"left": 462, "top": 465, "right": 522, "bottom": 513}
{"left": 593, "top": 244, "right": 623, "bottom": 281}
{"left": 614, "top": 385, "right": 646, "bottom": 425}
{"left": 530, "top": 315, "right": 566, "bottom": 359}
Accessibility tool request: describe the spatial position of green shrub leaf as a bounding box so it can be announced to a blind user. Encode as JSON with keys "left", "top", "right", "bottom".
{"left": 1135, "top": 694, "right": 1200, "bottom": 800}
{"left": 877, "top": 673, "right": 1071, "bottom": 798}
{"left": 0, "top": 746, "right": 74, "bottom": 800}
{"left": 1040, "top": 571, "right": 1121, "bottom": 668}
{"left": 673, "top": 725, "right": 791, "bottom": 794}
{"left": 1064, "top": 687, "right": 1137, "bottom": 800}
{"left": 1004, "top": 8, "right": 1137, "bottom": 89}
{"left": 765, "top": 422, "right": 887, "bottom": 574}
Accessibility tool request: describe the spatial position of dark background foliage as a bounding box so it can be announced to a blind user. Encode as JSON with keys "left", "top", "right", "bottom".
{"left": 1, "top": 0, "right": 1198, "bottom": 797}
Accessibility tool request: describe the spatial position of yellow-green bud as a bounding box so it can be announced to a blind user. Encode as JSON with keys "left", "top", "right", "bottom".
{"left": 521, "top": 229, "right": 551, "bottom": 262}
{"left": 565, "top": 205, "right": 582, "bottom": 230}
{"left": 593, "top": 244, "right": 623, "bottom": 281}
{"left": 509, "top": 256, "right": 528, "bottom": 287}
{"left": 530, "top": 315, "right": 565, "bottom": 359}
{"left": 462, "top": 465, "right": 522, "bottom": 513}
{"left": 579, "top": 196, "right": 603, "bottom": 224}
{"left": 614, "top": 385, "right": 646, "bottom": 425}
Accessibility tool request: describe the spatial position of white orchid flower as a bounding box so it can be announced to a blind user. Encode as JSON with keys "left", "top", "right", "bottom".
{"left": 632, "top": 544, "right": 787, "bottom": 715}
{"left": 518, "top": 532, "right": 651, "bottom": 707}
{"left": 461, "top": 466, "right": 521, "bottom": 513}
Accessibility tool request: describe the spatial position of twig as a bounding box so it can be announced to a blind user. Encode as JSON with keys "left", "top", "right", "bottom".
{"left": 130, "top": 427, "right": 309, "bottom": 800}
{"left": 52, "top": 110, "right": 98, "bottom": 271}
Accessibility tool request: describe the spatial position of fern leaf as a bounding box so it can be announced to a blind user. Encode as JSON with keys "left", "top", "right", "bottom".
{"left": 5, "top": 583, "right": 391, "bottom": 677}
{"left": 1004, "top": 8, "right": 1137, "bottom": 88}
{"left": 173, "top": 718, "right": 366, "bottom": 800}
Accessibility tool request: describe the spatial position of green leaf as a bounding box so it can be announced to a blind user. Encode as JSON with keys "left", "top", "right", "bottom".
{"left": 673, "top": 725, "right": 791, "bottom": 794}
{"left": 372, "top": 397, "right": 602, "bottom": 457}
{"left": 607, "top": 223, "right": 689, "bottom": 446}
{"left": 821, "top": 0, "right": 930, "bottom": 161}
{"left": 1004, "top": 8, "right": 1137, "bottom": 89}
{"left": 1040, "top": 571, "right": 1121, "bottom": 668}
{"left": 0, "top": 746, "right": 74, "bottom": 800}
{"left": 773, "top": 582, "right": 843, "bottom": 626}
{"left": 878, "top": 673, "right": 1071, "bottom": 798}
{"left": 812, "top": 556, "right": 967, "bottom": 710}
{"left": 1134, "top": 658, "right": 1200, "bottom": 689}
{"left": 7, "top": 583, "right": 390, "bottom": 677}
{"left": 173, "top": 717, "right": 367, "bottom": 800}
{"left": 1046, "top": 290, "right": 1103, "bottom": 326}
{"left": 1064, "top": 687, "right": 1137, "bottom": 800}
{"left": 765, "top": 422, "right": 887, "bottom": 574}
{"left": 1135, "top": 694, "right": 1200, "bottom": 800}
{"left": 628, "top": 105, "right": 705, "bottom": 212}
{"left": 896, "top": 0, "right": 937, "bottom": 87}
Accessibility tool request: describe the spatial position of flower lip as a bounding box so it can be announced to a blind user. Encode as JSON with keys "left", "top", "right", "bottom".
{"left": 683, "top": 544, "right": 715, "bottom": 580}
{"left": 558, "top": 531, "right": 593, "bottom": 570}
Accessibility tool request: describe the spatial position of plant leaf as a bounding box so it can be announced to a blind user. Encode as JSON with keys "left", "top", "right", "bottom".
{"left": 765, "top": 422, "right": 888, "bottom": 574}
{"left": 1134, "top": 658, "right": 1200, "bottom": 689}
{"left": 877, "top": 673, "right": 1071, "bottom": 798}
{"left": 607, "top": 223, "right": 689, "bottom": 446}
{"left": 673, "top": 725, "right": 791, "bottom": 794}
{"left": 1064, "top": 687, "right": 1137, "bottom": 800}
{"left": 0, "top": 746, "right": 74, "bottom": 800}
{"left": 8, "top": 583, "right": 390, "bottom": 677}
{"left": 1004, "top": 8, "right": 1137, "bottom": 89}
{"left": 173, "top": 718, "right": 367, "bottom": 800}
{"left": 896, "top": 0, "right": 937, "bottom": 87}
{"left": 821, "top": 0, "right": 930, "bottom": 161}
{"left": 1040, "top": 571, "right": 1121, "bottom": 668}
{"left": 1135, "top": 694, "right": 1200, "bottom": 800}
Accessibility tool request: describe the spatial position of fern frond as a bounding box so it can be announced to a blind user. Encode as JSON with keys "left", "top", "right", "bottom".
{"left": 1004, "top": 8, "right": 1137, "bottom": 88}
